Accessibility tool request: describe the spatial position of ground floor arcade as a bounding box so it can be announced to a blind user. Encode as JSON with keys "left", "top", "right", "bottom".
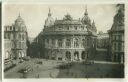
{"left": 44, "top": 49, "right": 89, "bottom": 61}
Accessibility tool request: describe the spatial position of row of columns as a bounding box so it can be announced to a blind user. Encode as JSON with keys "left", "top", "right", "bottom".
{"left": 45, "top": 37, "right": 87, "bottom": 49}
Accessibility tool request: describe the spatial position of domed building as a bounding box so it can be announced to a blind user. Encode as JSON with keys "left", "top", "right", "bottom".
{"left": 40, "top": 8, "right": 97, "bottom": 61}
{"left": 4, "top": 14, "right": 28, "bottom": 63}
{"left": 44, "top": 8, "right": 54, "bottom": 27}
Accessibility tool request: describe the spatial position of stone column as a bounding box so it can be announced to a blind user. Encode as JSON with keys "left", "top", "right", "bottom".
{"left": 49, "top": 39, "right": 51, "bottom": 49}
{"left": 72, "top": 37, "right": 74, "bottom": 48}
{"left": 79, "top": 51, "right": 82, "bottom": 61}
{"left": 63, "top": 38, "right": 66, "bottom": 48}
{"left": 55, "top": 39, "right": 58, "bottom": 48}
{"left": 45, "top": 39, "right": 47, "bottom": 48}
{"left": 71, "top": 51, "right": 74, "bottom": 61}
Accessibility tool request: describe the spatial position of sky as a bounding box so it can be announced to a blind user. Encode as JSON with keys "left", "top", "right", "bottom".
{"left": 4, "top": 4, "right": 117, "bottom": 38}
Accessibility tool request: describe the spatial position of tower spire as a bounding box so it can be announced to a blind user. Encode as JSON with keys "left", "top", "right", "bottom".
{"left": 92, "top": 20, "right": 97, "bottom": 33}
{"left": 84, "top": 5, "right": 88, "bottom": 15}
{"left": 48, "top": 8, "right": 52, "bottom": 17}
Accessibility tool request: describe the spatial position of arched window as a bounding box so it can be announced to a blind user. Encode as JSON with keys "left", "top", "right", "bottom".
{"left": 74, "top": 38, "right": 79, "bottom": 48}
{"left": 58, "top": 39, "right": 63, "bottom": 48}
{"left": 65, "top": 51, "right": 71, "bottom": 60}
{"left": 74, "top": 51, "right": 79, "bottom": 60}
{"left": 66, "top": 39, "right": 71, "bottom": 48}
{"left": 19, "top": 52, "right": 22, "bottom": 58}
{"left": 81, "top": 51, "right": 86, "bottom": 59}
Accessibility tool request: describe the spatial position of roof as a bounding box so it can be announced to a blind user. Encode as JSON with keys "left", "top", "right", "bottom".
{"left": 15, "top": 15, "right": 24, "bottom": 23}
{"left": 110, "top": 7, "right": 124, "bottom": 32}
{"left": 54, "top": 20, "right": 82, "bottom": 25}
{"left": 111, "top": 24, "right": 124, "bottom": 31}
{"left": 97, "top": 33, "right": 109, "bottom": 38}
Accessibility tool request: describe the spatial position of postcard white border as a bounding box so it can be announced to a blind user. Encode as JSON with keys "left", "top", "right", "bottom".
{"left": 2, "top": 1, "right": 128, "bottom": 82}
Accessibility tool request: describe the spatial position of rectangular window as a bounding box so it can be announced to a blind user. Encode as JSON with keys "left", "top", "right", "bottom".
{"left": 8, "top": 33, "right": 10, "bottom": 39}
{"left": 118, "top": 43, "right": 121, "bottom": 51}
{"left": 118, "top": 35, "right": 122, "bottom": 41}
{"left": 58, "top": 39, "right": 63, "bottom": 48}
{"left": 66, "top": 39, "right": 71, "bottom": 48}
{"left": 113, "top": 35, "right": 116, "bottom": 40}
{"left": 122, "top": 43, "right": 124, "bottom": 51}
{"left": 122, "top": 35, "right": 124, "bottom": 41}
{"left": 67, "top": 26, "right": 69, "bottom": 30}
{"left": 114, "top": 43, "right": 116, "bottom": 51}
{"left": 52, "top": 39, "right": 55, "bottom": 47}
{"left": 74, "top": 39, "right": 79, "bottom": 48}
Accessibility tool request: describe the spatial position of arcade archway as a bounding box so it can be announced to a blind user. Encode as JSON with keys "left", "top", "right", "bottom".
{"left": 81, "top": 51, "right": 86, "bottom": 60}
{"left": 74, "top": 51, "right": 79, "bottom": 61}
{"left": 66, "top": 51, "right": 71, "bottom": 61}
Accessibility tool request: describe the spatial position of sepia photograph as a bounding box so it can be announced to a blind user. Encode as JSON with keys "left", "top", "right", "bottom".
{"left": 3, "top": 4, "right": 124, "bottom": 78}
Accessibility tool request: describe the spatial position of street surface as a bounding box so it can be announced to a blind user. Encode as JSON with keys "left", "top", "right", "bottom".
{"left": 4, "top": 58, "right": 124, "bottom": 78}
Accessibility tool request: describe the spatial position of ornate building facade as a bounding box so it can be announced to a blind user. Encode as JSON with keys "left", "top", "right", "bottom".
{"left": 4, "top": 15, "right": 28, "bottom": 63}
{"left": 95, "top": 32, "right": 110, "bottom": 61}
{"left": 97, "top": 32, "right": 109, "bottom": 49}
{"left": 39, "top": 8, "right": 97, "bottom": 61}
{"left": 108, "top": 5, "right": 124, "bottom": 63}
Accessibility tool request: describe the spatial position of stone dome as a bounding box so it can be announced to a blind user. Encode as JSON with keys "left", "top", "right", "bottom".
{"left": 45, "top": 16, "right": 54, "bottom": 27}
{"left": 81, "top": 8, "right": 91, "bottom": 25}
{"left": 14, "top": 14, "right": 26, "bottom": 31}
{"left": 44, "top": 8, "right": 54, "bottom": 27}
{"left": 15, "top": 14, "right": 24, "bottom": 23}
